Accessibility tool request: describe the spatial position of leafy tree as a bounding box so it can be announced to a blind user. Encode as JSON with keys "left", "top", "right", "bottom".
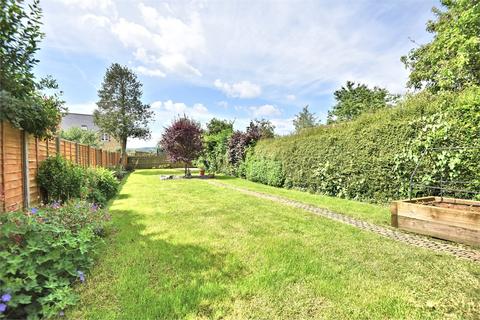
{"left": 293, "top": 105, "right": 317, "bottom": 132}
{"left": 401, "top": 0, "right": 480, "bottom": 92}
{"left": 0, "top": 0, "right": 65, "bottom": 137}
{"left": 227, "top": 120, "right": 272, "bottom": 174}
{"left": 60, "top": 127, "right": 100, "bottom": 147}
{"left": 160, "top": 115, "right": 203, "bottom": 176}
{"left": 247, "top": 119, "right": 275, "bottom": 139}
{"left": 327, "top": 81, "right": 398, "bottom": 123}
{"left": 201, "top": 118, "right": 234, "bottom": 173}
{"left": 94, "top": 63, "right": 153, "bottom": 167}
{"left": 227, "top": 131, "right": 249, "bottom": 168}
{"left": 206, "top": 118, "right": 233, "bottom": 135}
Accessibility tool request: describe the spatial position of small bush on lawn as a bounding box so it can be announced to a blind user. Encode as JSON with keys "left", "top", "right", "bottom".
{"left": 38, "top": 156, "right": 120, "bottom": 206}
{"left": 0, "top": 200, "right": 110, "bottom": 319}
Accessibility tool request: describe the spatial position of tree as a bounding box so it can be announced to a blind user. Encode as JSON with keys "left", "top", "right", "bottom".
{"left": 401, "top": 0, "right": 480, "bottom": 92}
{"left": 0, "top": 0, "right": 65, "bottom": 138}
{"left": 206, "top": 118, "right": 233, "bottom": 135}
{"left": 293, "top": 105, "right": 317, "bottom": 132}
{"left": 60, "top": 127, "right": 100, "bottom": 147}
{"left": 201, "top": 118, "right": 234, "bottom": 173}
{"left": 94, "top": 63, "right": 153, "bottom": 167}
{"left": 227, "top": 119, "right": 272, "bottom": 174}
{"left": 160, "top": 115, "right": 203, "bottom": 176}
{"left": 327, "top": 81, "right": 398, "bottom": 123}
{"left": 247, "top": 119, "right": 275, "bottom": 140}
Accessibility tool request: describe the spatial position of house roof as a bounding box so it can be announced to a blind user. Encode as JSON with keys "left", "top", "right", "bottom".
{"left": 60, "top": 113, "right": 99, "bottom": 131}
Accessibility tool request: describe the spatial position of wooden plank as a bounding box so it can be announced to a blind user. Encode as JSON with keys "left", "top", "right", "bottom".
{"left": 397, "top": 201, "right": 480, "bottom": 231}
{"left": 398, "top": 216, "right": 480, "bottom": 246}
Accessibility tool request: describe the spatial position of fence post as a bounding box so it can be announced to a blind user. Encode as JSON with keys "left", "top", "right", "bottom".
{"left": 87, "top": 146, "right": 90, "bottom": 166}
{"left": 55, "top": 136, "right": 60, "bottom": 154}
{"left": 75, "top": 143, "right": 79, "bottom": 164}
{"left": 21, "top": 131, "right": 30, "bottom": 208}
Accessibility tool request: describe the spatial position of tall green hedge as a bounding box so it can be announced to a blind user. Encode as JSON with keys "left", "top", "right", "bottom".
{"left": 245, "top": 87, "right": 480, "bottom": 202}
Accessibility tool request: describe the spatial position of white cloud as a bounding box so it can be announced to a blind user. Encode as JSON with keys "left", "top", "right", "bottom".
{"left": 249, "top": 104, "right": 281, "bottom": 117}
{"left": 217, "top": 101, "right": 229, "bottom": 108}
{"left": 134, "top": 66, "right": 166, "bottom": 78}
{"left": 286, "top": 94, "right": 296, "bottom": 101}
{"left": 214, "top": 79, "right": 261, "bottom": 98}
{"left": 271, "top": 118, "right": 295, "bottom": 135}
{"left": 65, "top": 102, "right": 97, "bottom": 114}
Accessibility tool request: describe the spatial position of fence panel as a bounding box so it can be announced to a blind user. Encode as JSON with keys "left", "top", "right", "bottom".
{"left": 0, "top": 121, "right": 121, "bottom": 212}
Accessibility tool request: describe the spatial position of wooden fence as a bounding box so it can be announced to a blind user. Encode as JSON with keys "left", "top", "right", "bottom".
{"left": 0, "top": 121, "right": 121, "bottom": 212}
{"left": 126, "top": 155, "right": 184, "bottom": 169}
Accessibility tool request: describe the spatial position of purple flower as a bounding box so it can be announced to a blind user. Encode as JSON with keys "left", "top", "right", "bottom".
{"left": 1, "top": 294, "right": 11, "bottom": 302}
{"left": 0, "top": 303, "right": 6, "bottom": 313}
{"left": 90, "top": 203, "right": 99, "bottom": 212}
{"left": 77, "top": 270, "right": 85, "bottom": 283}
{"left": 30, "top": 208, "right": 39, "bottom": 215}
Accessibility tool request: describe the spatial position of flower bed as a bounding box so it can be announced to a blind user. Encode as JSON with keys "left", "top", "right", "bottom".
{"left": 0, "top": 200, "right": 111, "bottom": 319}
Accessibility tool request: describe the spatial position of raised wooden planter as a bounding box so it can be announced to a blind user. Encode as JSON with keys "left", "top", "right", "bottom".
{"left": 391, "top": 197, "right": 480, "bottom": 246}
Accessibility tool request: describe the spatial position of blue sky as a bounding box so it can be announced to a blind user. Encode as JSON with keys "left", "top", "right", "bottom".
{"left": 34, "top": 0, "right": 438, "bottom": 148}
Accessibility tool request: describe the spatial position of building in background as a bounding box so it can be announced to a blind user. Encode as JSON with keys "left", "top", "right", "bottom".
{"left": 60, "top": 113, "right": 120, "bottom": 151}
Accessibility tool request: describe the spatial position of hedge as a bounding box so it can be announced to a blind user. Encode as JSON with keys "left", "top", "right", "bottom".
{"left": 245, "top": 87, "right": 480, "bottom": 202}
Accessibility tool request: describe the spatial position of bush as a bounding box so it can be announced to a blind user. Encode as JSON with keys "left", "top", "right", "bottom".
{"left": 248, "top": 87, "right": 480, "bottom": 202}
{"left": 38, "top": 156, "right": 120, "bottom": 206}
{"left": 37, "top": 156, "right": 84, "bottom": 202}
{"left": 0, "top": 201, "right": 109, "bottom": 319}
{"left": 245, "top": 152, "right": 284, "bottom": 187}
{"left": 85, "top": 168, "right": 119, "bottom": 206}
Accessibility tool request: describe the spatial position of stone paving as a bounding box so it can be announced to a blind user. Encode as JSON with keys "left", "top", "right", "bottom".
{"left": 208, "top": 180, "right": 480, "bottom": 263}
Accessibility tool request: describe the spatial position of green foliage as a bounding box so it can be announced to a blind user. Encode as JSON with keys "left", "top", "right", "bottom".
{"left": 249, "top": 87, "right": 480, "bottom": 202}
{"left": 245, "top": 151, "right": 284, "bottom": 187}
{"left": 201, "top": 119, "right": 233, "bottom": 173}
{"left": 0, "top": 201, "right": 109, "bottom": 319}
{"left": 85, "top": 168, "right": 119, "bottom": 206}
{"left": 0, "top": 0, "right": 42, "bottom": 97}
{"left": 95, "top": 63, "right": 153, "bottom": 166}
{"left": 394, "top": 87, "right": 480, "bottom": 198}
{"left": 37, "top": 156, "right": 84, "bottom": 202}
{"left": 327, "top": 81, "right": 398, "bottom": 123}
{"left": 0, "top": 1, "right": 65, "bottom": 138}
{"left": 60, "top": 127, "right": 100, "bottom": 147}
{"left": 402, "top": 0, "right": 480, "bottom": 92}
{"left": 293, "top": 105, "right": 317, "bottom": 132}
{"left": 37, "top": 156, "right": 120, "bottom": 206}
{"left": 248, "top": 118, "right": 275, "bottom": 139}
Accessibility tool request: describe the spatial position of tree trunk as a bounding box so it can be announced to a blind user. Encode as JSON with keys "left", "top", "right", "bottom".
{"left": 184, "top": 163, "right": 187, "bottom": 177}
{"left": 121, "top": 138, "right": 127, "bottom": 169}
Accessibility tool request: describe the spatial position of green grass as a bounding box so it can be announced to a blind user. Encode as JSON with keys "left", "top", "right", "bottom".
{"left": 68, "top": 169, "right": 480, "bottom": 319}
{"left": 216, "top": 175, "right": 391, "bottom": 226}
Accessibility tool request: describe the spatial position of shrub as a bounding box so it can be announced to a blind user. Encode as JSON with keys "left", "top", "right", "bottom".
{"left": 245, "top": 152, "right": 284, "bottom": 187}
{"left": 248, "top": 87, "right": 480, "bottom": 202}
{"left": 85, "top": 167, "right": 119, "bottom": 206}
{"left": 38, "top": 156, "right": 120, "bottom": 206}
{"left": 0, "top": 201, "right": 109, "bottom": 319}
{"left": 37, "top": 156, "right": 84, "bottom": 202}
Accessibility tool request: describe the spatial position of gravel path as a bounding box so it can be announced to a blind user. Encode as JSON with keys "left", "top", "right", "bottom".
{"left": 208, "top": 180, "right": 480, "bottom": 263}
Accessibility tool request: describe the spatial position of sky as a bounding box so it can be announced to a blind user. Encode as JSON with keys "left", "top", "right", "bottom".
{"left": 34, "top": 0, "right": 439, "bottom": 148}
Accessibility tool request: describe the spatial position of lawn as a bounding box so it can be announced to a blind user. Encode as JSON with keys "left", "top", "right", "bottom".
{"left": 68, "top": 169, "right": 480, "bottom": 319}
